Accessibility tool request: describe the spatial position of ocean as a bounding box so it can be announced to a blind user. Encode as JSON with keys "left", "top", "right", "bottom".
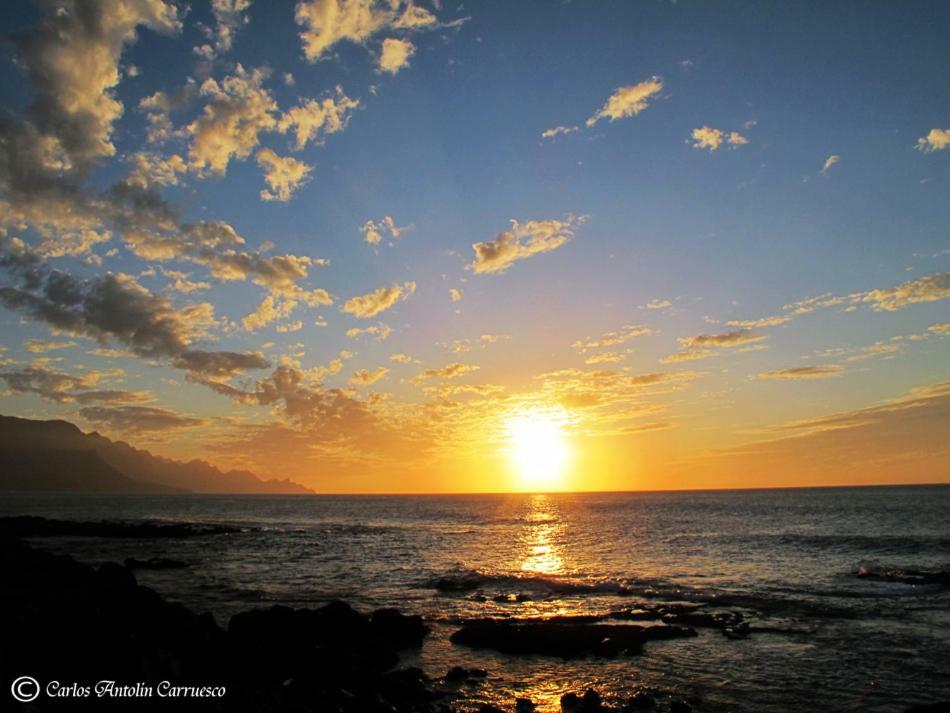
{"left": 2, "top": 485, "right": 948, "bottom": 712}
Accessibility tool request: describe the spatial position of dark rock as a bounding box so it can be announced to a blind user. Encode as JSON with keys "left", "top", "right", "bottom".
{"left": 562, "top": 692, "right": 582, "bottom": 712}
{"left": 370, "top": 606, "right": 428, "bottom": 648}
{"left": 451, "top": 617, "right": 696, "bottom": 658}
{"left": 624, "top": 691, "right": 656, "bottom": 710}
{"left": 516, "top": 697, "right": 536, "bottom": 713}
{"left": 124, "top": 556, "right": 189, "bottom": 570}
{"left": 670, "top": 701, "right": 692, "bottom": 713}
{"left": 582, "top": 688, "right": 602, "bottom": 710}
{"left": 446, "top": 665, "right": 469, "bottom": 682}
{"left": 905, "top": 705, "right": 950, "bottom": 713}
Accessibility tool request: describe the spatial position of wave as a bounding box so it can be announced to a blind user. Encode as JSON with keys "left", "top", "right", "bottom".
{"left": 424, "top": 566, "right": 671, "bottom": 597}
{"left": 854, "top": 563, "right": 950, "bottom": 587}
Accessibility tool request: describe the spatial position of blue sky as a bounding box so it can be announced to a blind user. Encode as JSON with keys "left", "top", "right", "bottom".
{"left": 0, "top": 0, "right": 948, "bottom": 491}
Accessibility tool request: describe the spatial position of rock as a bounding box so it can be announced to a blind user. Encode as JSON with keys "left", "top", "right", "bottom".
{"left": 582, "top": 688, "right": 602, "bottom": 710}
{"left": 624, "top": 691, "right": 656, "bottom": 710}
{"left": 446, "top": 665, "right": 469, "bottom": 682}
{"left": 562, "top": 692, "right": 582, "bottom": 712}
{"left": 905, "top": 705, "right": 950, "bottom": 713}
{"left": 670, "top": 701, "right": 692, "bottom": 713}
{"left": 370, "top": 606, "right": 428, "bottom": 648}
{"left": 451, "top": 617, "right": 696, "bottom": 658}
{"left": 516, "top": 697, "right": 536, "bottom": 712}
{"left": 124, "top": 556, "right": 189, "bottom": 570}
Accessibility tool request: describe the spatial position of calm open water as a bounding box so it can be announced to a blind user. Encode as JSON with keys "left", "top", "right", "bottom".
{"left": 2, "top": 485, "right": 949, "bottom": 712}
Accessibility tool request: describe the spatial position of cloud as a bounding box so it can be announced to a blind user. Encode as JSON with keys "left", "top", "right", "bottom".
{"left": 679, "top": 329, "right": 766, "bottom": 348}
{"left": 389, "top": 353, "right": 417, "bottom": 364}
{"left": 256, "top": 148, "right": 312, "bottom": 201}
{"left": 642, "top": 299, "right": 672, "bottom": 310}
{"left": 346, "top": 323, "right": 392, "bottom": 341}
{"left": 726, "top": 315, "right": 793, "bottom": 328}
{"left": 24, "top": 339, "right": 77, "bottom": 353}
{"left": 0, "top": 246, "right": 269, "bottom": 383}
{"left": 573, "top": 324, "right": 652, "bottom": 352}
{"left": 170, "top": 350, "right": 269, "bottom": 378}
{"left": 691, "top": 126, "right": 748, "bottom": 151}
{"left": 342, "top": 281, "right": 416, "bottom": 318}
{"left": 1, "top": 365, "right": 149, "bottom": 404}
{"left": 160, "top": 269, "right": 211, "bottom": 294}
{"left": 378, "top": 38, "right": 415, "bottom": 74}
{"left": 79, "top": 405, "right": 207, "bottom": 433}
{"left": 204, "top": 0, "right": 252, "bottom": 57}
{"left": 586, "top": 77, "right": 663, "bottom": 127}
{"left": 758, "top": 365, "right": 843, "bottom": 380}
{"left": 915, "top": 128, "right": 950, "bottom": 153}
{"left": 471, "top": 216, "right": 584, "bottom": 274}
{"left": 186, "top": 65, "right": 278, "bottom": 175}
{"left": 349, "top": 366, "right": 389, "bottom": 386}
{"left": 242, "top": 294, "right": 298, "bottom": 331}
{"left": 295, "top": 0, "right": 438, "bottom": 62}
{"left": 845, "top": 342, "right": 902, "bottom": 362}
{"left": 929, "top": 323, "right": 950, "bottom": 336}
{"left": 277, "top": 88, "right": 360, "bottom": 150}
{"left": 449, "top": 288, "right": 462, "bottom": 302}
{"left": 15, "top": 0, "right": 182, "bottom": 165}
{"left": 412, "top": 362, "right": 480, "bottom": 383}
{"left": 360, "top": 216, "right": 404, "bottom": 245}
{"left": 584, "top": 351, "right": 630, "bottom": 365}
{"left": 821, "top": 154, "right": 840, "bottom": 173}
{"left": 680, "top": 382, "right": 950, "bottom": 487}
{"left": 540, "top": 125, "right": 578, "bottom": 140}
{"left": 857, "top": 272, "right": 950, "bottom": 311}
{"left": 660, "top": 349, "right": 718, "bottom": 364}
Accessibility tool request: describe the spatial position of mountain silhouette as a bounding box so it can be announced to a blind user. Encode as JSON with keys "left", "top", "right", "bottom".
{"left": 0, "top": 415, "right": 312, "bottom": 494}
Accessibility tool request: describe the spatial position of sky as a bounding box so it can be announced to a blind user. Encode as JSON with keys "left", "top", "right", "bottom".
{"left": 0, "top": 0, "right": 948, "bottom": 493}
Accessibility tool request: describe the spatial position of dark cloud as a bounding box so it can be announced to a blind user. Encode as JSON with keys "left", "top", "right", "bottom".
{"left": 79, "top": 405, "right": 206, "bottom": 433}
{"left": 1, "top": 365, "right": 150, "bottom": 404}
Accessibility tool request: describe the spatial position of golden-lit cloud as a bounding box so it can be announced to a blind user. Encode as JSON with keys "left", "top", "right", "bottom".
{"left": 346, "top": 323, "right": 392, "bottom": 341}
{"left": 857, "top": 272, "right": 950, "bottom": 311}
{"left": 277, "top": 88, "right": 360, "bottom": 150}
{"left": 758, "top": 365, "right": 843, "bottom": 380}
{"left": 642, "top": 299, "right": 672, "bottom": 310}
{"left": 196, "top": 0, "right": 252, "bottom": 59}
{"left": 584, "top": 351, "right": 630, "bottom": 365}
{"left": 378, "top": 38, "right": 415, "bottom": 74}
{"left": 295, "top": 0, "right": 437, "bottom": 62}
{"left": 412, "top": 362, "right": 480, "bottom": 383}
{"left": 24, "top": 339, "right": 77, "bottom": 353}
{"left": 14, "top": 0, "right": 182, "bottom": 165}
{"left": 573, "top": 324, "right": 652, "bottom": 351}
{"left": 586, "top": 77, "right": 663, "bottom": 127}
{"left": 727, "top": 315, "right": 793, "bottom": 328}
{"left": 449, "top": 288, "right": 462, "bottom": 302}
{"left": 821, "top": 154, "right": 840, "bottom": 173}
{"left": 360, "top": 216, "right": 404, "bottom": 245}
{"left": 342, "top": 281, "right": 416, "bottom": 318}
{"left": 186, "top": 65, "right": 278, "bottom": 175}
{"left": 349, "top": 366, "right": 389, "bottom": 386}
{"left": 1, "top": 365, "right": 150, "bottom": 405}
{"left": 691, "top": 126, "right": 748, "bottom": 151}
{"left": 389, "top": 353, "right": 417, "bottom": 364}
{"left": 242, "top": 294, "right": 298, "bottom": 331}
{"left": 915, "top": 128, "right": 950, "bottom": 153}
{"left": 660, "top": 348, "right": 718, "bottom": 364}
{"left": 471, "top": 216, "right": 585, "bottom": 274}
{"left": 256, "top": 148, "right": 312, "bottom": 201}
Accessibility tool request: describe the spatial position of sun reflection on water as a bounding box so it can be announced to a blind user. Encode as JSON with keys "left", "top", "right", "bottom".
{"left": 519, "top": 494, "right": 564, "bottom": 576}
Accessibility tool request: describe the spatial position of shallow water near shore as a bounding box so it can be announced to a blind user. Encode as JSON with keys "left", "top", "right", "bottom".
{"left": 3, "top": 485, "right": 949, "bottom": 712}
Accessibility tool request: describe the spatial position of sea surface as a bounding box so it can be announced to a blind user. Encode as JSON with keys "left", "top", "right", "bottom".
{"left": 2, "top": 485, "right": 949, "bottom": 712}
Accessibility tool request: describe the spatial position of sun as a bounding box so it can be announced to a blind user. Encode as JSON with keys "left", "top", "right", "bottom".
{"left": 505, "top": 408, "right": 570, "bottom": 491}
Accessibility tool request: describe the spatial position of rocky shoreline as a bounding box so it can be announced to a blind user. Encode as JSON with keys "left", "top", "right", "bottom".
{"left": 1, "top": 517, "right": 945, "bottom": 712}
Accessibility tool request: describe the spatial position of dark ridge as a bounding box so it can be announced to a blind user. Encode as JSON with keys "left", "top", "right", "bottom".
{"left": 0, "top": 414, "right": 313, "bottom": 494}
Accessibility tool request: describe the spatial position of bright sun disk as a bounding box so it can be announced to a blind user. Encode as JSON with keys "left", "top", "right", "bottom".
{"left": 506, "top": 409, "right": 570, "bottom": 490}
